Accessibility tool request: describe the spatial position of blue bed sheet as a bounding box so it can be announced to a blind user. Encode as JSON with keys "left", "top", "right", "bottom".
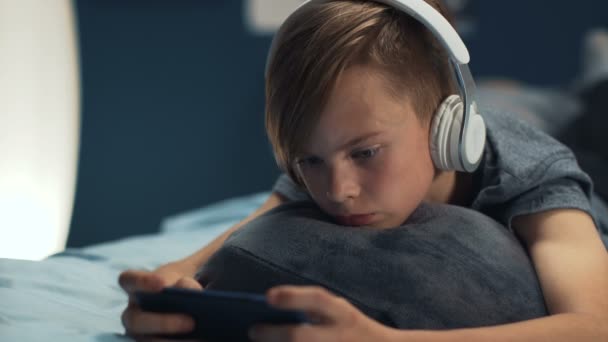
{"left": 0, "top": 192, "right": 268, "bottom": 341}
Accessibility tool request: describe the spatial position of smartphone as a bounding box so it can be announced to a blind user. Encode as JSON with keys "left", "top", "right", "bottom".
{"left": 135, "top": 287, "right": 309, "bottom": 341}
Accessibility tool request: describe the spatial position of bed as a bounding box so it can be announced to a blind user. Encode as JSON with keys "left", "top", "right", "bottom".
{"left": 0, "top": 192, "right": 268, "bottom": 341}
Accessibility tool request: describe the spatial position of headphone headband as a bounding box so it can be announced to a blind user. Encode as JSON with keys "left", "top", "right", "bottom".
{"left": 265, "top": 0, "right": 469, "bottom": 75}
{"left": 361, "top": 0, "right": 469, "bottom": 63}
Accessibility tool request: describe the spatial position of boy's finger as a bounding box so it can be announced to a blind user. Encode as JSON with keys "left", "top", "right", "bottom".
{"left": 122, "top": 306, "right": 195, "bottom": 335}
{"left": 266, "top": 286, "right": 347, "bottom": 323}
{"left": 119, "top": 270, "right": 165, "bottom": 294}
{"left": 174, "top": 277, "right": 203, "bottom": 290}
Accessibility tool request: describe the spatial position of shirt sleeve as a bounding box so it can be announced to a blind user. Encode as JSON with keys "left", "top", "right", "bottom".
{"left": 503, "top": 176, "right": 593, "bottom": 227}
{"left": 474, "top": 152, "right": 596, "bottom": 230}
{"left": 271, "top": 173, "right": 312, "bottom": 202}
{"left": 471, "top": 106, "right": 598, "bottom": 231}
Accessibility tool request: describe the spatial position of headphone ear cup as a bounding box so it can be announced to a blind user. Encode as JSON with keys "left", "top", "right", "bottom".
{"left": 463, "top": 106, "right": 486, "bottom": 166}
{"left": 430, "top": 95, "right": 462, "bottom": 170}
{"left": 430, "top": 99, "right": 449, "bottom": 169}
{"left": 449, "top": 104, "right": 465, "bottom": 171}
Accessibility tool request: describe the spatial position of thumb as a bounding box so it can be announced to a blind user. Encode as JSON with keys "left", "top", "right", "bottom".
{"left": 174, "top": 276, "right": 204, "bottom": 291}
{"left": 119, "top": 269, "right": 165, "bottom": 294}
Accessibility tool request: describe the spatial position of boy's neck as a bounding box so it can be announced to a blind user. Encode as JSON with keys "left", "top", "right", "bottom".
{"left": 426, "top": 170, "right": 473, "bottom": 206}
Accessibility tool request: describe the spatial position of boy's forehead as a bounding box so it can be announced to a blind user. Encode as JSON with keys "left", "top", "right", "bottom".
{"left": 304, "top": 108, "right": 406, "bottom": 154}
{"left": 327, "top": 65, "right": 415, "bottom": 115}
{"left": 297, "top": 65, "right": 421, "bottom": 155}
{"left": 317, "top": 69, "right": 413, "bottom": 127}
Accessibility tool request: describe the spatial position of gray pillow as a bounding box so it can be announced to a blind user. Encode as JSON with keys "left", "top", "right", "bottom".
{"left": 198, "top": 201, "right": 547, "bottom": 330}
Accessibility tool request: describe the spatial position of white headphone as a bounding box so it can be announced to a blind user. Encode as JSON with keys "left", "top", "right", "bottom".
{"left": 266, "top": 0, "right": 486, "bottom": 172}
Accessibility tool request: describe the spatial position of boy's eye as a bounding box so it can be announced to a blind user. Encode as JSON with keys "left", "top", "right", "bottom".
{"left": 352, "top": 147, "right": 380, "bottom": 160}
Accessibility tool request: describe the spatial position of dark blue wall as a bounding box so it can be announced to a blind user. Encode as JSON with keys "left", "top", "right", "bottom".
{"left": 69, "top": 0, "right": 279, "bottom": 247}
{"left": 68, "top": 0, "right": 607, "bottom": 247}
{"left": 468, "top": 1, "right": 608, "bottom": 86}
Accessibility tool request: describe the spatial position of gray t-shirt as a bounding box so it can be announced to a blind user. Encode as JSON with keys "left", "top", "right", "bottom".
{"left": 272, "top": 106, "right": 608, "bottom": 239}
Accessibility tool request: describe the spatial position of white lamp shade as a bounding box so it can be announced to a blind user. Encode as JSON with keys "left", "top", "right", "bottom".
{"left": 0, "top": 0, "right": 80, "bottom": 260}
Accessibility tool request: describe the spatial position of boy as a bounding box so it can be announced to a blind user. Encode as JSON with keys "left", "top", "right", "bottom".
{"left": 119, "top": 1, "right": 608, "bottom": 341}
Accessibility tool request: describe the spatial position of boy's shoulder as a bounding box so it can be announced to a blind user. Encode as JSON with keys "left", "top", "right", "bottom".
{"left": 480, "top": 106, "right": 577, "bottom": 180}
{"left": 473, "top": 105, "right": 594, "bottom": 227}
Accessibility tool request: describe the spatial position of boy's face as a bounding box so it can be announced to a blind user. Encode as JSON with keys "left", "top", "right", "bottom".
{"left": 295, "top": 64, "right": 436, "bottom": 229}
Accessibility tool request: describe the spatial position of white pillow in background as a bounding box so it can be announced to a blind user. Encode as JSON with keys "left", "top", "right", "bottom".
{"left": 243, "top": 0, "right": 477, "bottom": 37}
{"left": 243, "top": 0, "right": 304, "bottom": 35}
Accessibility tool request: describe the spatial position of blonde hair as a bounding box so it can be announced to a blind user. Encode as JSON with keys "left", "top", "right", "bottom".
{"left": 265, "top": 0, "right": 457, "bottom": 185}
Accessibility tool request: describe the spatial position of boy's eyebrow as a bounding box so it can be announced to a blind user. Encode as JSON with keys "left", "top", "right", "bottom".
{"left": 338, "top": 131, "right": 384, "bottom": 151}
{"left": 299, "top": 131, "right": 385, "bottom": 157}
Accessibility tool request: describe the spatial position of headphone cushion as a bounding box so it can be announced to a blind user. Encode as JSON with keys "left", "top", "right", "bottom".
{"left": 430, "top": 99, "right": 449, "bottom": 169}
{"left": 464, "top": 112, "right": 487, "bottom": 165}
{"left": 430, "top": 95, "right": 462, "bottom": 170}
{"left": 449, "top": 107, "right": 464, "bottom": 170}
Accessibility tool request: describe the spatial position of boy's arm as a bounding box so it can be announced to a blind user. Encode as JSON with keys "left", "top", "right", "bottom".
{"left": 406, "top": 209, "right": 608, "bottom": 341}
{"left": 409, "top": 209, "right": 608, "bottom": 341}
{"left": 119, "top": 192, "right": 287, "bottom": 336}
{"left": 158, "top": 191, "right": 288, "bottom": 277}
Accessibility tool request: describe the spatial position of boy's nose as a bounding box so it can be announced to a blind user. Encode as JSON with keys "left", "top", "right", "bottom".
{"left": 325, "top": 164, "right": 360, "bottom": 203}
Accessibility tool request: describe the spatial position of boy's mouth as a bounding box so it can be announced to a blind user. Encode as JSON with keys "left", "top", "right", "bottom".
{"left": 335, "top": 213, "right": 376, "bottom": 226}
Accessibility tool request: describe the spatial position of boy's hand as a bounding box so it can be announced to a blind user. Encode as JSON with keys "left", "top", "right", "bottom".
{"left": 249, "top": 286, "right": 399, "bottom": 342}
{"left": 119, "top": 263, "right": 203, "bottom": 338}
